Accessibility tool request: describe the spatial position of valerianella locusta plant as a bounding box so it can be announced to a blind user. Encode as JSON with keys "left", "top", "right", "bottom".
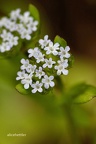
{"left": 16, "top": 35, "right": 72, "bottom": 94}
{"left": 0, "top": 3, "right": 95, "bottom": 104}
{"left": 0, "top": 5, "right": 39, "bottom": 57}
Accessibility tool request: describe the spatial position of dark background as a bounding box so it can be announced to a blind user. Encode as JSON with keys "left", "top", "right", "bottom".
{"left": 37, "top": 0, "right": 96, "bottom": 59}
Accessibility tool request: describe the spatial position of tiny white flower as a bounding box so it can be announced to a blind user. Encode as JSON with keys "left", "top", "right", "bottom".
{"left": 0, "top": 17, "right": 10, "bottom": 28}
{"left": 19, "top": 11, "right": 32, "bottom": 24}
{"left": 0, "top": 29, "right": 13, "bottom": 41}
{"left": 27, "top": 20, "right": 38, "bottom": 32}
{"left": 55, "top": 65, "right": 68, "bottom": 75}
{"left": 31, "top": 81, "right": 43, "bottom": 93}
{"left": 35, "top": 67, "right": 45, "bottom": 79}
{"left": 26, "top": 64, "right": 36, "bottom": 74}
{"left": 59, "top": 46, "right": 70, "bottom": 58}
{"left": 19, "top": 28, "right": 31, "bottom": 40}
{"left": 36, "top": 52, "right": 45, "bottom": 63}
{"left": 57, "top": 59, "right": 68, "bottom": 67}
{"left": 42, "top": 75, "right": 55, "bottom": 89}
{"left": 39, "top": 35, "right": 51, "bottom": 48}
{"left": 55, "top": 59, "right": 68, "bottom": 75}
{"left": 44, "top": 42, "right": 59, "bottom": 55}
{"left": 0, "top": 42, "right": 11, "bottom": 53}
{"left": 16, "top": 70, "right": 27, "bottom": 80}
{"left": 21, "top": 73, "right": 33, "bottom": 89}
{"left": 0, "top": 17, "right": 6, "bottom": 27}
{"left": 17, "top": 23, "right": 24, "bottom": 32}
{"left": 28, "top": 47, "right": 40, "bottom": 58}
{"left": 10, "top": 9, "right": 21, "bottom": 20}
{"left": 8, "top": 36, "right": 19, "bottom": 46}
{"left": 20, "top": 59, "right": 30, "bottom": 70}
{"left": 43, "top": 58, "right": 56, "bottom": 68}
{"left": 6, "top": 21, "right": 17, "bottom": 32}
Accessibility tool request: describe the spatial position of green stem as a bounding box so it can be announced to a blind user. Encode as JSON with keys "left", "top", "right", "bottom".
{"left": 64, "top": 104, "right": 80, "bottom": 144}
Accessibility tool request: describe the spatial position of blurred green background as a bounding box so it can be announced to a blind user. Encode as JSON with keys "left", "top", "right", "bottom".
{"left": 0, "top": 0, "right": 96, "bottom": 144}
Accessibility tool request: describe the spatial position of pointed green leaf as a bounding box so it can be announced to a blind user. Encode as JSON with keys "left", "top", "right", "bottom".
{"left": 16, "top": 83, "right": 31, "bottom": 95}
{"left": 29, "top": 4, "right": 40, "bottom": 22}
{"left": 54, "top": 35, "right": 67, "bottom": 47}
{"left": 66, "top": 83, "right": 96, "bottom": 104}
{"left": 73, "top": 85, "right": 96, "bottom": 103}
{"left": 28, "top": 4, "right": 40, "bottom": 44}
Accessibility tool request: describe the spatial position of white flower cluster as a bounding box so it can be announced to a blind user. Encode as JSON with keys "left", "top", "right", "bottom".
{"left": 0, "top": 9, "right": 38, "bottom": 53}
{"left": 16, "top": 35, "right": 71, "bottom": 93}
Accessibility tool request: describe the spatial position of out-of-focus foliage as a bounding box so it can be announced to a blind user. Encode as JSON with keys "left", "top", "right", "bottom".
{"left": 0, "top": 55, "right": 96, "bottom": 144}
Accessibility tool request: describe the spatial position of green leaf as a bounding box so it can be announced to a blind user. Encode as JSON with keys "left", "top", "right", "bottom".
{"left": 16, "top": 83, "right": 31, "bottom": 95}
{"left": 68, "top": 54, "right": 74, "bottom": 68}
{"left": 54, "top": 35, "right": 67, "bottom": 47}
{"left": 66, "top": 83, "right": 96, "bottom": 104}
{"left": 29, "top": 4, "right": 40, "bottom": 22}
{"left": 28, "top": 4, "right": 40, "bottom": 46}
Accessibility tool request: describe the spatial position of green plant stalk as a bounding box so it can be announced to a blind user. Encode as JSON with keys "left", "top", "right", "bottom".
{"left": 64, "top": 104, "right": 80, "bottom": 144}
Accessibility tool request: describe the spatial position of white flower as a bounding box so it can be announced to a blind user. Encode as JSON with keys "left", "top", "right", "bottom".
{"left": 16, "top": 70, "right": 27, "bottom": 80}
{"left": 57, "top": 59, "right": 68, "bottom": 67}
{"left": 35, "top": 67, "right": 45, "bottom": 79}
{"left": 0, "top": 29, "right": 18, "bottom": 48}
{"left": 43, "top": 58, "right": 56, "bottom": 68}
{"left": 44, "top": 42, "right": 59, "bottom": 55}
{"left": 0, "top": 42, "right": 11, "bottom": 53}
{"left": 39, "top": 35, "right": 51, "bottom": 48}
{"left": 20, "top": 59, "right": 30, "bottom": 70}
{"left": 55, "top": 65, "right": 68, "bottom": 75}
{"left": 0, "top": 29, "right": 13, "bottom": 41}
{"left": 26, "top": 64, "right": 36, "bottom": 74}
{"left": 36, "top": 52, "right": 45, "bottom": 63}
{"left": 59, "top": 46, "right": 70, "bottom": 58}
{"left": 8, "top": 36, "right": 19, "bottom": 47}
{"left": 19, "top": 11, "right": 32, "bottom": 24}
{"left": 21, "top": 74, "right": 33, "bottom": 89}
{"left": 16, "top": 34, "right": 71, "bottom": 93}
{"left": 31, "top": 81, "right": 43, "bottom": 93}
{"left": 6, "top": 21, "right": 17, "bottom": 32}
{"left": 10, "top": 9, "right": 21, "bottom": 20}
{"left": 17, "top": 23, "right": 25, "bottom": 31}
{"left": 42, "top": 75, "right": 55, "bottom": 89}
{"left": 27, "top": 20, "right": 38, "bottom": 32}
{"left": 28, "top": 47, "right": 40, "bottom": 58}
{"left": 55, "top": 59, "right": 68, "bottom": 75}
{"left": 0, "top": 17, "right": 10, "bottom": 28}
{"left": 19, "top": 28, "right": 31, "bottom": 40}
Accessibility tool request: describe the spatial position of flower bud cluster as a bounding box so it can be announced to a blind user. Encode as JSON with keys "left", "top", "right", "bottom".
{"left": 16, "top": 35, "right": 71, "bottom": 93}
{"left": 0, "top": 9, "right": 38, "bottom": 53}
